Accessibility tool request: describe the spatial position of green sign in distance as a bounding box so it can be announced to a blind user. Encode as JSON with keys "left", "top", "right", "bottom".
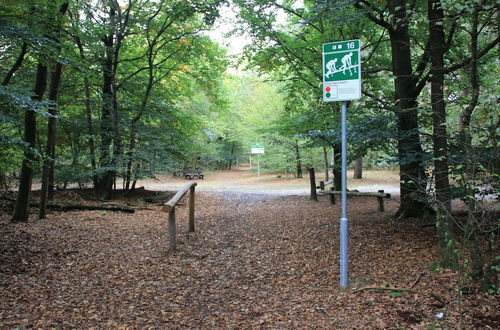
{"left": 322, "top": 39, "right": 361, "bottom": 102}
{"left": 251, "top": 142, "right": 264, "bottom": 148}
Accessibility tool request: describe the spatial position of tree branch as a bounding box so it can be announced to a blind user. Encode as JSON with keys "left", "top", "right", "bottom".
{"left": 445, "top": 36, "right": 500, "bottom": 73}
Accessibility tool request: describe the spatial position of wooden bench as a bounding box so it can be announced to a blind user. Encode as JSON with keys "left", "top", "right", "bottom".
{"left": 182, "top": 169, "right": 204, "bottom": 180}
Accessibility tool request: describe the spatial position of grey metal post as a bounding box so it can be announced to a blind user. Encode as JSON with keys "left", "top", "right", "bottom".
{"left": 340, "top": 101, "right": 349, "bottom": 288}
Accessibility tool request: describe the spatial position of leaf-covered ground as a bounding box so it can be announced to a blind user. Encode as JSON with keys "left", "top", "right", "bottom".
{"left": 1, "top": 191, "right": 498, "bottom": 328}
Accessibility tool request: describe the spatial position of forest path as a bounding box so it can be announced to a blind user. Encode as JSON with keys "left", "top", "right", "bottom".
{"left": 2, "top": 189, "right": 464, "bottom": 328}
{"left": 139, "top": 167, "right": 401, "bottom": 197}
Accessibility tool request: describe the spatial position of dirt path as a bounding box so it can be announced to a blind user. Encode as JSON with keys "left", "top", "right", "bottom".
{"left": 2, "top": 188, "right": 497, "bottom": 328}
{"left": 2, "top": 169, "right": 498, "bottom": 328}
{"left": 139, "top": 168, "right": 402, "bottom": 197}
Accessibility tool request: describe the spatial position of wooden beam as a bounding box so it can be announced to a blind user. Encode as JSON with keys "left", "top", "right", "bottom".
{"left": 188, "top": 185, "right": 195, "bottom": 232}
{"left": 377, "top": 190, "right": 385, "bottom": 212}
{"left": 168, "top": 207, "right": 176, "bottom": 251}
{"left": 329, "top": 187, "right": 335, "bottom": 204}
{"left": 318, "top": 191, "right": 391, "bottom": 198}
{"left": 162, "top": 181, "right": 197, "bottom": 212}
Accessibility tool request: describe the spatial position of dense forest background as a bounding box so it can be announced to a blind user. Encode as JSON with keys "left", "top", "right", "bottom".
{"left": 1, "top": 0, "right": 498, "bottom": 291}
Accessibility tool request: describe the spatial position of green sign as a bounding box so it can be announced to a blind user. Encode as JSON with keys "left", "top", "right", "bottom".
{"left": 322, "top": 40, "right": 361, "bottom": 102}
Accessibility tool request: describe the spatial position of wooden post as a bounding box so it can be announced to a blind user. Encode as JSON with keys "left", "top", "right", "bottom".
{"left": 377, "top": 190, "right": 384, "bottom": 212}
{"left": 163, "top": 182, "right": 197, "bottom": 250}
{"left": 188, "top": 185, "right": 195, "bottom": 232}
{"left": 168, "top": 208, "right": 176, "bottom": 251}
{"left": 309, "top": 167, "right": 318, "bottom": 201}
{"left": 330, "top": 186, "right": 336, "bottom": 204}
{"left": 319, "top": 181, "right": 325, "bottom": 191}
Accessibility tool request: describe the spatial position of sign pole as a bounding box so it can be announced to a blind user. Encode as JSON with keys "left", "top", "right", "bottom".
{"left": 340, "top": 101, "right": 349, "bottom": 289}
{"left": 322, "top": 39, "right": 360, "bottom": 289}
{"left": 257, "top": 154, "right": 260, "bottom": 177}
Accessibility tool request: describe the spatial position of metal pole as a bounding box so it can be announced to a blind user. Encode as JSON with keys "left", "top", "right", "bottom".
{"left": 257, "top": 154, "right": 260, "bottom": 177}
{"left": 340, "top": 101, "right": 349, "bottom": 288}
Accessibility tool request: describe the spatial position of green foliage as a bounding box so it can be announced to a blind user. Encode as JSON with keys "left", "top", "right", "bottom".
{"left": 389, "top": 291, "right": 404, "bottom": 298}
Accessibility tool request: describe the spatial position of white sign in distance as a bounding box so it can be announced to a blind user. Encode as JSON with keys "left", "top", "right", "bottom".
{"left": 251, "top": 147, "right": 265, "bottom": 154}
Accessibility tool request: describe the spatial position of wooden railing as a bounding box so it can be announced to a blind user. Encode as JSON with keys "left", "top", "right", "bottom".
{"left": 162, "top": 181, "right": 197, "bottom": 251}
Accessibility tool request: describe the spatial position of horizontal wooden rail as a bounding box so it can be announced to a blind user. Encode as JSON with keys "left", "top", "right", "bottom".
{"left": 318, "top": 189, "right": 391, "bottom": 212}
{"left": 319, "top": 191, "right": 391, "bottom": 198}
{"left": 162, "top": 181, "right": 197, "bottom": 251}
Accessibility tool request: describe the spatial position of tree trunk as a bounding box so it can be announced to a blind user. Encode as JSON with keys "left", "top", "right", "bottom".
{"left": 1, "top": 42, "right": 29, "bottom": 191}
{"left": 353, "top": 157, "right": 362, "bottom": 179}
{"left": 308, "top": 167, "right": 318, "bottom": 201}
{"left": 428, "top": 0, "right": 457, "bottom": 267}
{"left": 295, "top": 140, "right": 302, "bottom": 178}
{"left": 131, "top": 162, "right": 141, "bottom": 191}
{"left": 75, "top": 37, "right": 98, "bottom": 189}
{"left": 38, "top": 2, "right": 69, "bottom": 218}
{"left": 458, "top": 5, "right": 487, "bottom": 283}
{"left": 323, "top": 147, "right": 329, "bottom": 181}
{"left": 229, "top": 141, "right": 235, "bottom": 170}
{"left": 39, "top": 62, "right": 64, "bottom": 219}
{"left": 111, "top": 83, "right": 121, "bottom": 195}
{"left": 125, "top": 47, "right": 155, "bottom": 190}
{"left": 429, "top": 0, "right": 451, "bottom": 211}
{"left": 332, "top": 145, "right": 341, "bottom": 190}
{"left": 95, "top": 6, "right": 116, "bottom": 200}
{"left": 11, "top": 63, "right": 48, "bottom": 223}
{"left": 389, "top": 0, "right": 430, "bottom": 219}
{"left": 125, "top": 122, "right": 137, "bottom": 191}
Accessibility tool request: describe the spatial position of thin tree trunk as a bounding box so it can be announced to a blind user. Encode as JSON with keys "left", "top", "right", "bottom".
{"left": 1, "top": 42, "right": 29, "bottom": 188}
{"left": 429, "top": 0, "right": 451, "bottom": 211}
{"left": 460, "top": 5, "right": 484, "bottom": 281}
{"left": 308, "top": 167, "right": 318, "bottom": 201}
{"left": 429, "top": 0, "right": 456, "bottom": 267}
{"left": 353, "top": 157, "right": 363, "bottom": 179}
{"left": 39, "top": 2, "right": 69, "bottom": 219}
{"left": 2, "top": 42, "right": 28, "bottom": 86}
{"left": 75, "top": 37, "right": 98, "bottom": 188}
{"left": 11, "top": 63, "right": 48, "bottom": 222}
{"left": 323, "top": 147, "right": 329, "bottom": 181}
{"left": 125, "top": 123, "right": 136, "bottom": 190}
{"left": 229, "top": 142, "right": 235, "bottom": 170}
{"left": 332, "top": 145, "right": 341, "bottom": 190}
{"left": 295, "top": 141, "right": 302, "bottom": 178}
{"left": 111, "top": 84, "right": 121, "bottom": 196}
{"left": 39, "top": 61, "right": 64, "bottom": 219}
{"left": 125, "top": 49, "right": 155, "bottom": 190}
{"left": 131, "top": 162, "right": 141, "bottom": 191}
